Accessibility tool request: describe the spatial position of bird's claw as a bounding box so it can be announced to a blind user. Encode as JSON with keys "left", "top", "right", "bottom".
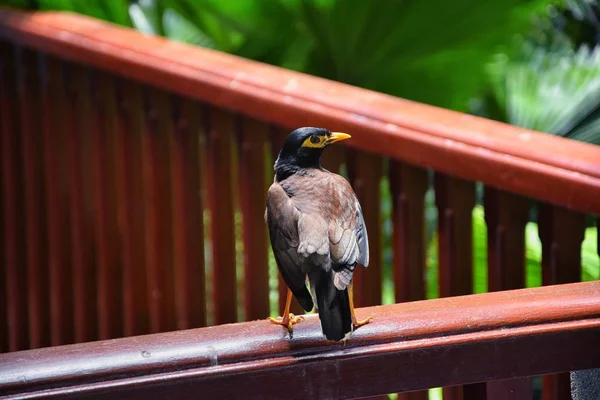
{"left": 268, "top": 313, "right": 305, "bottom": 333}
{"left": 353, "top": 315, "right": 373, "bottom": 329}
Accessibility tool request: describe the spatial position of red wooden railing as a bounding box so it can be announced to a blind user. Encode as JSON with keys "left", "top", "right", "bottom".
{"left": 0, "top": 9, "right": 599, "bottom": 400}
{"left": 1, "top": 282, "right": 599, "bottom": 400}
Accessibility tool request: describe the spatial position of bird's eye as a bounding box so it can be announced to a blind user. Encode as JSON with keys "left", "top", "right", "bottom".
{"left": 310, "top": 135, "right": 321, "bottom": 144}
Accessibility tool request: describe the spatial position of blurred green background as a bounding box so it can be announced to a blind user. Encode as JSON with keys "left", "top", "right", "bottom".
{"left": 3, "top": 1, "right": 599, "bottom": 398}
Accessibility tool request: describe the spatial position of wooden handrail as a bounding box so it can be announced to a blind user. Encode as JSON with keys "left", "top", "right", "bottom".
{"left": 1, "top": 10, "right": 599, "bottom": 215}
{"left": 1, "top": 281, "right": 599, "bottom": 399}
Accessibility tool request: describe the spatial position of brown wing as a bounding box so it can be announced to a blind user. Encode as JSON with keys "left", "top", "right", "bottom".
{"left": 326, "top": 175, "right": 369, "bottom": 291}
{"left": 265, "top": 182, "right": 314, "bottom": 311}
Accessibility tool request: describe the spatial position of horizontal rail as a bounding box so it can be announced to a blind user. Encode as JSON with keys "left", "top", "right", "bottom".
{"left": 1, "top": 10, "right": 600, "bottom": 215}
{"left": 1, "top": 281, "right": 599, "bottom": 399}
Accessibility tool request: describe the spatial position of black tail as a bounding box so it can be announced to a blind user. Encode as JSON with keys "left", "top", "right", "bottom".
{"left": 312, "top": 269, "right": 352, "bottom": 341}
{"left": 292, "top": 286, "right": 314, "bottom": 312}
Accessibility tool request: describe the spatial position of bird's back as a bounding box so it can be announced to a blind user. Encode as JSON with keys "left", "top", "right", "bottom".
{"left": 265, "top": 168, "right": 369, "bottom": 341}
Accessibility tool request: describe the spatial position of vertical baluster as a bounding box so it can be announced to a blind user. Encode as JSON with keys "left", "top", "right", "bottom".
{"left": 321, "top": 143, "right": 346, "bottom": 174}
{"left": 483, "top": 187, "right": 531, "bottom": 400}
{"left": 0, "top": 43, "right": 7, "bottom": 353}
{"left": 486, "top": 379, "right": 533, "bottom": 400}
{"left": 141, "top": 89, "right": 177, "bottom": 333}
{"left": 114, "top": 80, "right": 150, "bottom": 336}
{"left": 239, "top": 118, "right": 270, "bottom": 321}
{"left": 0, "top": 51, "right": 4, "bottom": 350}
{"left": 343, "top": 149, "right": 383, "bottom": 400}
{"left": 66, "top": 65, "right": 98, "bottom": 344}
{"left": 89, "top": 71, "right": 124, "bottom": 340}
{"left": 205, "top": 107, "right": 237, "bottom": 325}
{"left": 41, "top": 56, "right": 74, "bottom": 346}
{"left": 538, "top": 204, "right": 586, "bottom": 400}
{"left": 435, "top": 173, "right": 476, "bottom": 400}
{"left": 347, "top": 150, "right": 383, "bottom": 308}
{"left": 390, "top": 161, "right": 428, "bottom": 400}
{"left": 390, "top": 161, "right": 428, "bottom": 302}
{"left": 170, "top": 97, "right": 206, "bottom": 329}
{"left": 1, "top": 43, "right": 28, "bottom": 352}
{"left": 484, "top": 188, "right": 529, "bottom": 290}
{"left": 18, "top": 48, "right": 50, "bottom": 349}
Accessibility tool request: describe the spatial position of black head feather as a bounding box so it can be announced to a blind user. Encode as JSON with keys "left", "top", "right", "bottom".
{"left": 274, "top": 127, "right": 332, "bottom": 181}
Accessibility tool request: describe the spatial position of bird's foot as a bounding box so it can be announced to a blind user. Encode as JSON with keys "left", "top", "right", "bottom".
{"left": 267, "top": 313, "right": 304, "bottom": 333}
{"left": 353, "top": 315, "right": 373, "bottom": 329}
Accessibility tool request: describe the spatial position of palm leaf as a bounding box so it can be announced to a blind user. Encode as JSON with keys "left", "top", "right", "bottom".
{"left": 483, "top": 43, "right": 600, "bottom": 142}
{"left": 129, "top": 0, "right": 163, "bottom": 35}
{"left": 296, "top": 0, "right": 556, "bottom": 110}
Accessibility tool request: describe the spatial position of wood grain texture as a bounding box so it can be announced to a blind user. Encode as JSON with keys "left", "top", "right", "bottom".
{"left": 40, "top": 56, "right": 74, "bottom": 346}
{"left": 205, "top": 108, "right": 237, "bottom": 325}
{"left": 0, "top": 42, "right": 28, "bottom": 352}
{"left": 238, "top": 117, "right": 270, "bottom": 321}
{"left": 89, "top": 71, "right": 124, "bottom": 341}
{"left": 1, "top": 10, "right": 598, "bottom": 215}
{"left": 390, "top": 161, "right": 428, "bottom": 303}
{"left": 390, "top": 161, "right": 429, "bottom": 400}
{"left": 346, "top": 150, "right": 383, "bottom": 307}
{"left": 484, "top": 188, "right": 529, "bottom": 291}
{"left": 114, "top": 80, "right": 150, "bottom": 336}
{"left": 538, "top": 205, "right": 586, "bottom": 400}
{"left": 141, "top": 89, "right": 176, "bottom": 333}
{"left": 17, "top": 48, "right": 50, "bottom": 350}
{"left": 483, "top": 188, "right": 531, "bottom": 400}
{"left": 486, "top": 378, "right": 532, "bottom": 400}
{"left": 170, "top": 97, "right": 206, "bottom": 329}
{"left": 435, "top": 174, "right": 476, "bottom": 298}
{"left": 0, "top": 51, "right": 4, "bottom": 349}
{"left": 65, "top": 65, "right": 98, "bottom": 344}
{"left": 435, "top": 173, "right": 476, "bottom": 400}
{"left": 1, "top": 281, "right": 599, "bottom": 400}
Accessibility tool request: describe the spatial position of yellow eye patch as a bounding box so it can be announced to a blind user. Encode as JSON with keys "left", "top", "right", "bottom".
{"left": 301, "top": 134, "right": 327, "bottom": 148}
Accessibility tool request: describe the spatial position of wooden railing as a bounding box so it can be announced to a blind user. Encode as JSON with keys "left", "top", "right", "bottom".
{"left": 0, "top": 9, "right": 599, "bottom": 400}
{"left": 1, "top": 282, "right": 600, "bottom": 400}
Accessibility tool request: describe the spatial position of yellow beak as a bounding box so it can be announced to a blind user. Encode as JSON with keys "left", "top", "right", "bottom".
{"left": 326, "top": 132, "right": 351, "bottom": 144}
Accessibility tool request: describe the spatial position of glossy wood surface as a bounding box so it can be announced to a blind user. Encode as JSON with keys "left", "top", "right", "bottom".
{"left": 1, "top": 282, "right": 599, "bottom": 400}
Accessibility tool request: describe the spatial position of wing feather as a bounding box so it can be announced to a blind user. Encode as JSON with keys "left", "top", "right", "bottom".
{"left": 265, "top": 183, "right": 313, "bottom": 311}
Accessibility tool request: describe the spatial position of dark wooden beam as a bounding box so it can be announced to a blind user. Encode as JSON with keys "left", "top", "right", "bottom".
{"left": 1, "top": 281, "right": 599, "bottom": 399}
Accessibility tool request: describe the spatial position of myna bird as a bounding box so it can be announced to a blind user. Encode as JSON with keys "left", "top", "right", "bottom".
{"left": 265, "top": 127, "right": 372, "bottom": 342}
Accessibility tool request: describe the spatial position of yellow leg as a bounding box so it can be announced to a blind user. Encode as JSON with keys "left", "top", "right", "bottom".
{"left": 267, "top": 289, "right": 304, "bottom": 333}
{"left": 349, "top": 281, "right": 373, "bottom": 328}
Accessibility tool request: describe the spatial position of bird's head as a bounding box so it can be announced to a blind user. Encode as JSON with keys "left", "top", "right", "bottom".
{"left": 274, "top": 127, "right": 351, "bottom": 180}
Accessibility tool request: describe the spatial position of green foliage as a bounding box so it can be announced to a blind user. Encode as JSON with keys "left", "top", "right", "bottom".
{"left": 129, "top": 0, "right": 217, "bottom": 47}
{"left": 1, "top": 0, "right": 36, "bottom": 8}
{"left": 474, "top": 43, "right": 600, "bottom": 144}
{"left": 544, "top": 0, "right": 600, "bottom": 48}
{"left": 525, "top": 222, "right": 543, "bottom": 287}
{"left": 472, "top": 206, "right": 488, "bottom": 294}
{"left": 36, "top": 0, "right": 132, "bottom": 26}
{"left": 164, "top": 0, "right": 555, "bottom": 111}
{"left": 473, "top": 0, "right": 600, "bottom": 145}
{"left": 582, "top": 226, "right": 599, "bottom": 281}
